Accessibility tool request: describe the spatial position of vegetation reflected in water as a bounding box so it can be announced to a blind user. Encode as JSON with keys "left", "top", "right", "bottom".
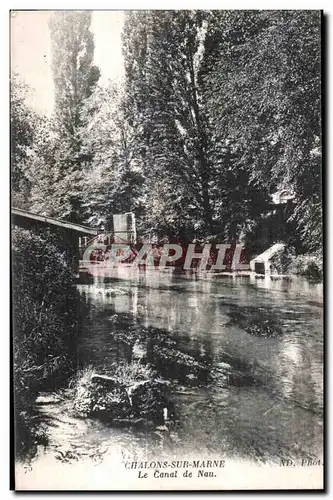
{"left": 31, "top": 270, "right": 323, "bottom": 466}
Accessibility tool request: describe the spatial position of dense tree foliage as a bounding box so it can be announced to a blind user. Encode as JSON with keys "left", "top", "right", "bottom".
{"left": 204, "top": 10, "right": 321, "bottom": 250}
{"left": 120, "top": 10, "right": 321, "bottom": 249}
{"left": 122, "top": 11, "right": 214, "bottom": 241}
{"left": 13, "top": 10, "right": 322, "bottom": 253}
{"left": 79, "top": 83, "right": 144, "bottom": 227}
{"left": 10, "top": 75, "right": 38, "bottom": 208}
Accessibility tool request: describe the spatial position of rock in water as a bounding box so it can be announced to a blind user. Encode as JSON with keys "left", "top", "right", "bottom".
{"left": 74, "top": 371, "right": 171, "bottom": 426}
{"left": 74, "top": 376, "right": 131, "bottom": 421}
{"left": 128, "top": 379, "right": 170, "bottom": 424}
{"left": 227, "top": 306, "right": 283, "bottom": 338}
{"left": 152, "top": 345, "right": 208, "bottom": 383}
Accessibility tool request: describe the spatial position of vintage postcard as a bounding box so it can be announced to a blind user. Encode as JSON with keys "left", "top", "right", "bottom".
{"left": 11, "top": 9, "right": 323, "bottom": 491}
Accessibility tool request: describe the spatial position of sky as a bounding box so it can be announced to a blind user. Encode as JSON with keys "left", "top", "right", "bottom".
{"left": 10, "top": 10, "right": 125, "bottom": 116}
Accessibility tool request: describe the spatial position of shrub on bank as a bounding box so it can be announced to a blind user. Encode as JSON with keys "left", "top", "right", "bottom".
{"left": 288, "top": 252, "right": 323, "bottom": 281}
{"left": 270, "top": 245, "right": 323, "bottom": 280}
{"left": 12, "top": 227, "right": 81, "bottom": 459}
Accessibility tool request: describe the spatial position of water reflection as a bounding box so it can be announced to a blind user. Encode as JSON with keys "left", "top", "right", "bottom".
{"left": 35, "top": 269, "right": 323, "bottom": 464}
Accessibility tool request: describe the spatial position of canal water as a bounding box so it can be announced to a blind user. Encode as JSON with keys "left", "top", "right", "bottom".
{"left": 19, "top": 269, "right": 324, "bottom": 476}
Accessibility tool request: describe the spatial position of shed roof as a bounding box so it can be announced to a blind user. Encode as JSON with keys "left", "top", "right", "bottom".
{"left": 11, "top": 207, "right": 98, "bottom": 236}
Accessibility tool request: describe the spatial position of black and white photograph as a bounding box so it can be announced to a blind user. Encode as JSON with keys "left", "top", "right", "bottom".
{"left": 10, "top": 9, "right": 323, "bottom": 490}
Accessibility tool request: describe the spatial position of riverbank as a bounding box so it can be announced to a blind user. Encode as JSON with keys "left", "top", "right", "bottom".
{"left": 12, "top": 227, "right": 83, "bottom": 460}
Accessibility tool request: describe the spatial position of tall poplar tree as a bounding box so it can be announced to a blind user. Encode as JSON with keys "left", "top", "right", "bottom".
{"left": 38, "top": 11, "right": 101, "bottom": 223}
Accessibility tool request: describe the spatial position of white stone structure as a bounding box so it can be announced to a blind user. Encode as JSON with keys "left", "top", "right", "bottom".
{"left": 249, "top": 243, "right": 286, "bottom": 274}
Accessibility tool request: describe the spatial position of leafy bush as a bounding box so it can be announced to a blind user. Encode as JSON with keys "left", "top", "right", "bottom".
{"left": 12, "top": 227, "right": 81, "bottom": 458}
{"left": 289, "top": 253, "right": 323, "bottom": 281}
{"left": 269, "top": 245, "right": 322, "bottom": 280}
